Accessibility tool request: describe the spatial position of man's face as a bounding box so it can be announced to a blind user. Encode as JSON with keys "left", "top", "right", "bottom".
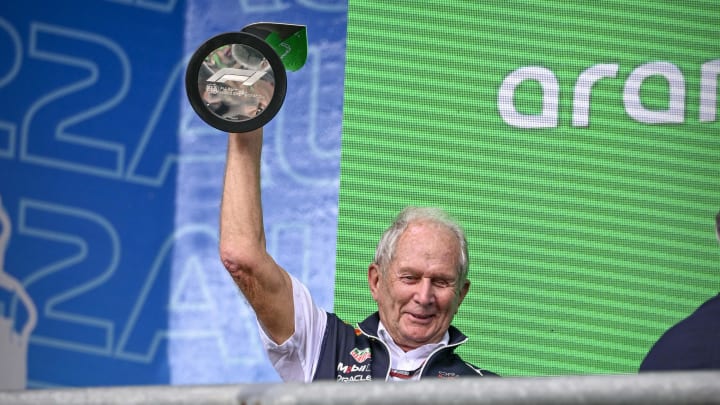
{"left": 369, "top": 221, "right": 469, "bottom": 351}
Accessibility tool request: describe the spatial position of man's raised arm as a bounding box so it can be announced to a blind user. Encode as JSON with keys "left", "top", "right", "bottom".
{"left": 218, "top": 128, "right": 294, "bottom": 344}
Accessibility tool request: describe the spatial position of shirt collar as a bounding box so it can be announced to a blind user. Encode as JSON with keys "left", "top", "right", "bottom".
{"left": 376, "top": 320, "right": 449, "bottom": 366}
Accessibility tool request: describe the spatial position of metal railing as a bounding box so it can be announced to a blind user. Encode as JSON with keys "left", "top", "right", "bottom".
{"left": 1, "top": 371, "right": 718, "bottom": 404}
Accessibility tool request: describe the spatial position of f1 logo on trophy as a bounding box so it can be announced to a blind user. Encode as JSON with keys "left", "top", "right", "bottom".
{"left": 185, "top": 23, "right": 307, "bottom": 132}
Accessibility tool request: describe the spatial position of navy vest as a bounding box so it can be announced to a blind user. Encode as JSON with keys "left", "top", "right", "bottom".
{"left": 313, "top": 312, "right": 498, "bottom": 381}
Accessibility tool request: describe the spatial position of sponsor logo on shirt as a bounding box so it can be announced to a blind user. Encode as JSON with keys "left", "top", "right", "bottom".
{"left": 350, "top": 347, "right": 371, "bottom": 363}
{"left": 337, "top": 362, "right": 370, "bottom": 374}
{"left": 437, "top": 371, "right": 459, "bottom": 378}
{"left": 337, "top": 374, "right": 372, "bottom": 382}
{"left": 336, "top": 361, "right": 372, "bottom": 382}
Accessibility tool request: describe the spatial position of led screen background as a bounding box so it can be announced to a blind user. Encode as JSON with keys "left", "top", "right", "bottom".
{"left": 335, "top": 1, "right": 719, "bottom": 376}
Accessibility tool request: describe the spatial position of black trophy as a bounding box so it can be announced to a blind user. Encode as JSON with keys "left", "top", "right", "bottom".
{"left": 185, "top": 23, "right": 307, "bottom": 133}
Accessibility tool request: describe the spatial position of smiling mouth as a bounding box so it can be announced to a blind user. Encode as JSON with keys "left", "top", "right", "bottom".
{"left": 408, "top": 313, "right": 435, "bottom": 322}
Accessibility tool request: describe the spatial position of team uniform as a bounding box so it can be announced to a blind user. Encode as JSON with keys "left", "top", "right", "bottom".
{"left": 260, "top": 275, "right": 498, "bottom": 382}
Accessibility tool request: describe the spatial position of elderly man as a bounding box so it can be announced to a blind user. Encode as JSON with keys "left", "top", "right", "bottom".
{"left": 219, "top": 128, "right": 498, "bottom": 381}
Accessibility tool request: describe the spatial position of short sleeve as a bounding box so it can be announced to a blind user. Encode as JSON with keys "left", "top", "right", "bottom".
{"left": 258, "top": 274, "right": 327, "bottom": 382}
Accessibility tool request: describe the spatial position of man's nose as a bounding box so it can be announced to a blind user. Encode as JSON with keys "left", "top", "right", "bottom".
{"left": 414, "top": 279, "right": 435, "bottom": 305}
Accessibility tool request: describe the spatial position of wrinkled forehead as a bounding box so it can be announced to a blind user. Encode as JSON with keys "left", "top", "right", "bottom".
{"left": 393, "top": 224, "right": 461, "bottom": 266}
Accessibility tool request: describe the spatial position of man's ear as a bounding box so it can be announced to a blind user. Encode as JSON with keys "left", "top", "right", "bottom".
{"left": 368, "top": 263, "right": 381, "bottom": 301}
{"left": 457, "top": 279, "right": 470, "bottom": 309}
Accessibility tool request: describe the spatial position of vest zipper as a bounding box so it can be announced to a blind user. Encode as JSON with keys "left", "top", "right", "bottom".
{"left": 358, "top": 324, "right": 469, "bottom": 380}
{"left": 357, "top": 326, "right": 393, "bottom": 381}
{"left": 417, "top": 336, "right": 468, "bottom": 378}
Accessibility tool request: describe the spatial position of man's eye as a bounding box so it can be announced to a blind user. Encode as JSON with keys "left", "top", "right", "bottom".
{"left": 433, "top": 279, "right": 451, "bottom": 288}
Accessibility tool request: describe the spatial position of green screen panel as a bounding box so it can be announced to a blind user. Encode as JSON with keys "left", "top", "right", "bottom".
{"left": 335, "top": 0, "right": 720, "bottom": 377}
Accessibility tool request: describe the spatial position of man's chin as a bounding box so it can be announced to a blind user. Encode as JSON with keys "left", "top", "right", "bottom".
{"left": 400, "top": 326, "right": 439, "bottom": 346}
